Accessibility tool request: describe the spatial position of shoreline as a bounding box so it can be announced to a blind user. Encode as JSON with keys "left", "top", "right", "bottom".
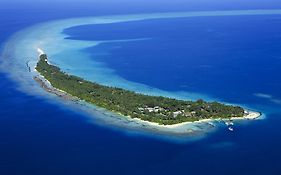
{"left": 33, "top": 51, "right": 262, "bottom": 130}
{"left": 125, "top": 110, "right": 261, "bottom": 129}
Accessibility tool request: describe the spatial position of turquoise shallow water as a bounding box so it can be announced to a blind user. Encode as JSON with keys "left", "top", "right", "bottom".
{"left": 1, "top": 10, "right": 276, "bottom": 135}
{"left": 3, "top": 10, "right": 281, "bottom": 137}
{"left": 1, "top": 3, "right": 281, "bottom": 174}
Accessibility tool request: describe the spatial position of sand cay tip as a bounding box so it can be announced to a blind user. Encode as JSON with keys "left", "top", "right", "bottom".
{"left": 244, "top": 111, "right": 261, "bottom": 119}
{"left": 37, "top": 48, "right": 45, "bottom": 55}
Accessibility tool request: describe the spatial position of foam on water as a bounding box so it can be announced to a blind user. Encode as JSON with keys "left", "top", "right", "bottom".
{"left": 1, "top": 10, "right": 280, "bottom": 139}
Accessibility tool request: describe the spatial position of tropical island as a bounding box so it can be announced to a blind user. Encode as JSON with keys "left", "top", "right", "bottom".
{"left": 35, "top": 54, "right": 259, "bottom": 125}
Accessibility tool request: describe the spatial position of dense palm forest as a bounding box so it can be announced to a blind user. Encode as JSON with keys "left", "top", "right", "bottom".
{"left": 35, "top": 54, "right": 244, "bottom": 125}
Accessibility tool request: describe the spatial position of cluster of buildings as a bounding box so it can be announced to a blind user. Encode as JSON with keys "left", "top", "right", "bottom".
{"left": 138, "top": 106, "right": 196, "bottom": 118}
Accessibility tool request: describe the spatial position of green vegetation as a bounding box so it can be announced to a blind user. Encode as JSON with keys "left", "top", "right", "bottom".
{"left": 36, "top": 54, "right": 244, "bottom": 125}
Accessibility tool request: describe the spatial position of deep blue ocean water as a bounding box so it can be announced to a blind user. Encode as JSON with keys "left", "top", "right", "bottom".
{"left": 1, "top": 1, "right": 281, "bottom": 175}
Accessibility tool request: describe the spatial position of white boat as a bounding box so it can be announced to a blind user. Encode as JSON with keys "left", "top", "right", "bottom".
{"left": 225, "top": 121, "right": 234, "bottom": 126}
{"left": 228, "top": 127, "right": 234, "bottom": 131}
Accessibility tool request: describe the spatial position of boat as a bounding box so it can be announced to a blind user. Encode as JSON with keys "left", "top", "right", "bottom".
{"left": 228, "top": 127, "right": 234, "bottom": 131}
{"left": 225, "top": 121, "right": 234, "bottom": 126}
